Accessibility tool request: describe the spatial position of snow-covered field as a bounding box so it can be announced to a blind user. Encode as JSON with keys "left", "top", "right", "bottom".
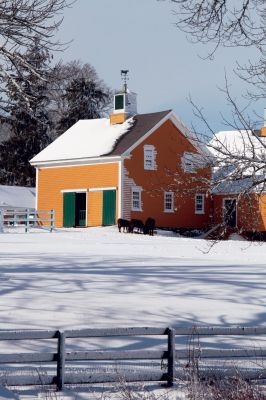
{"left": 1, "top": 226, "right": 266, "bottom": 330}
{"left": 0, "top": 226, "right": 266, "bottom": 399}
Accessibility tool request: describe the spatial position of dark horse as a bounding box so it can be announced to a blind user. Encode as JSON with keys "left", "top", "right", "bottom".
{"left": 129, "top": 219, "right": 144, "bottom": 233}
{"left": 118, "top": 218, "right": 130, "bottom": 232}
{"left": 144, "top": 217, "right": 156, "bottom": 236}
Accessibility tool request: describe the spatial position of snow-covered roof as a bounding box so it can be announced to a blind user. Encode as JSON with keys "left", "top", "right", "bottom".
{"left": 209, "top": 130, "right": 266, "bottom": 194}
{"left": 209, "top": 130, "right": 266, "bottom": 160}
{"left": 0, "top": 185, "right": 35, "bottom": 209}
{"left": 30, "top": 110, "right": 211, "bottom": 167}
{"left": 30, "top": 118, "right": 134, "bottom": 164}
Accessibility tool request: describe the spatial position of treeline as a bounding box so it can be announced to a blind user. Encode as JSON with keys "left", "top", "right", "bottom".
{"left": 0, "top": 37, "right": 111, "bottom": 187}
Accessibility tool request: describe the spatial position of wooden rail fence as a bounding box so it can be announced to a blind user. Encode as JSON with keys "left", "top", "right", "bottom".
{"left": 0, "top": 209, "right": 55, "bottom": 233}
{"left": 0, "top": 326, "right": 266, "bottom": 390}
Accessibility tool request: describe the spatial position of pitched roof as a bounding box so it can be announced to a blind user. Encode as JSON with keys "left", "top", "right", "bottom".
{"left": 209, "top": 130, "right": 266, "bottom": 160}
{"left": 209, "top": 130, "right": 266, "bottom": 194}
{"left": 106, "top": 110, "right": 171, "bottom": 156}
{"left": 0, "top": 185, "right": 35, "bottom": 209}
{"left": 30, "top": 117, "right": 134, "bottom": 164}
{"left": 30, "top": 110, "right": 172, "bottom": 165}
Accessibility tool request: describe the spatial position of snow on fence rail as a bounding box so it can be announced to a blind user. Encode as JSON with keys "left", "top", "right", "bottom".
{"left": 0, "top": 326, "right": 266, "bottom": 390}
{"left": 0, "top": 209, "right": 55, "bottom": 233}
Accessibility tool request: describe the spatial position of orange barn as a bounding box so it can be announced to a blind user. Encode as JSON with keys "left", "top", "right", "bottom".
{"left": 30, "top": 87, "right": 212, "bottom": 229}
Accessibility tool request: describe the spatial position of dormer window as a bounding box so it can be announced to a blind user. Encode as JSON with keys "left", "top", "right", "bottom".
{"left": 144, "top": 145, "right": 156, "bottom": 170}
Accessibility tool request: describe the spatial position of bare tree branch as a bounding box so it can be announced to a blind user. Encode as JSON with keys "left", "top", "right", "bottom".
{"left": 0, "top": 0, "right": 71, "bottom": 110}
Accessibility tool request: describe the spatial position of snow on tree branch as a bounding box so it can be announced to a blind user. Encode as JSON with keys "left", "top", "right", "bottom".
{"left": 0, "top": 0, "right": 71, "bottom": 110}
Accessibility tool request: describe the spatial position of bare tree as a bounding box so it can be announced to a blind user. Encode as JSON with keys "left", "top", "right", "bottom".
{"left": 186, "top": 78, "right": 265, "bottom": 194}
{"left": 168, "top": 0, "right": 265, "bottom": 98}
{"left": 48, "top": 60, "right": 112, "bottom": 139}
{"left": 0, "top": 0, "right": 70, "bottom": 111}
{"left": 158, "top": 0, "right": 266, "bottom": 238}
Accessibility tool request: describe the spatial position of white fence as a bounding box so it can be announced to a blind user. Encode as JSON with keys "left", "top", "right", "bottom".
{"left": 0, "top": 209, "right": 55, "bottom": 233}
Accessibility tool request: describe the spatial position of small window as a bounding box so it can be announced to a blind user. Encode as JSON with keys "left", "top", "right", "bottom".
{"left": 115, "top": 94, "right": 124, "bottom": 110}
{"left": 164, "top": 192, "right": 174, "bottom": 213}
{"left": 184, "top": 160, "right": 194, "bottom": 172}
{"left": 181, "top": 152, "right": 196, "bottom": 173}
{"left": 132, "top": 188, "right": 142, "bottom": 211}
{"left": 144, "top": 145, "right": 155, "bottom": 170}
{"left": 195, "top": 194, "right": 204, "bottom": 214}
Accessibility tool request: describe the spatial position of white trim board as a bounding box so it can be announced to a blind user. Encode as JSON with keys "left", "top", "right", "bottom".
{"left": 89, "top": 187, "right": 117, "bottom": 192}
{"left": 35, "top": 168, "right": 39, "bottom": 210}
{"left": 61, "top": 189, "right": 88, "bottom": 193}
{"left": 61, "top": 187, "right": 117, "bottom": 193}
{"left": 118, "top": 160, "right": 122, "bottom": 219}
{"left": 31, "top": 156, "right": 121, "bottom": 168}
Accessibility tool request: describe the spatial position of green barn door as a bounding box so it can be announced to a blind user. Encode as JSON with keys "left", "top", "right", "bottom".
{"left": 63, "top": 192, "right": 76, "bottom": 227}
{"left": 102, "top": 190, "right": 116, "bottom": 226}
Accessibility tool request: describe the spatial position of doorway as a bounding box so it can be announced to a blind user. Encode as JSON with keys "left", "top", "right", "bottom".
{"left": 63, "top": 192, "right": 86, "bottom": 227}
{"left": 223, "top": 199, "right": 237, "bottom": 227}
{"left": 102, "top": 190, "right": 116, "bottom": 225}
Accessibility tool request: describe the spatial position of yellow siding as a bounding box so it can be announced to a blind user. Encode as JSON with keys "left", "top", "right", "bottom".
{"left": 259, "top": 194, "right": 266, "bottom": 230}
{"left": 37, "top": 163, "right": 119, "bottom": 227}
{"left": 109, "top": 113, "right": 127, "bottom": 125}
{"left": 260, "top": 127, "right": 266, "bottom": 137}
{"left": 87, "top": 191, "right": 103, "bottom": 226}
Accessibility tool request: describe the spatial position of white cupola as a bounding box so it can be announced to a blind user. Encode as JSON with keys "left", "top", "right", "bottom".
{"left": 110, "top": 70, "right": 137, "bottom": 125}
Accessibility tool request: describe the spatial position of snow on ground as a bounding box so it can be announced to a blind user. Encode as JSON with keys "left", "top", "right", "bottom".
{"left": 0, "top": 226, "right": 266, "bottom": 399}
{"left": 1, "top": 226, "right": 265, "bottom": 331}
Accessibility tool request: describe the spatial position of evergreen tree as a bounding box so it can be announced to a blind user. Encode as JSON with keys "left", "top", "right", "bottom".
{"left": 0, "top": 37, "right": 52, "bottom": 187}
{"left": 57, "top": 73, "right": 110, "bottom": 135}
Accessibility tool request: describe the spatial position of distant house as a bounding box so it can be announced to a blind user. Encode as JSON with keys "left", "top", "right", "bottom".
{"left": 30, "top": 84, "right": 212, "bottom": 229}
{"left": 209, "top": 127, "right": 266, "bottom": 233}
{"left": 0, "top": 185, "right": 35, "bottom": 211}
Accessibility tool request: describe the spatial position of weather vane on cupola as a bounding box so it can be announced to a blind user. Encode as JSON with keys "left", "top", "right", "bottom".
{"left": 109, "top": 70, "right": 137, "bottom": 124}
{"left": 121, "top": 69, "right": 129, "bottom": 93}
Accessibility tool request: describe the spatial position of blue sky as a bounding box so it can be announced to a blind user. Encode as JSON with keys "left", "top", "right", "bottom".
{"left": 56, "top": 0, "right": 264, "bottom": 133}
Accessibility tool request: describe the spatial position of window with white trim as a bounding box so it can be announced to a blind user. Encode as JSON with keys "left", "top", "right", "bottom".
{"left": 195, "top": 193, "right": 204, "bottom": 214}
{"left": 181, "top": 151, "right": 205, "bottom": 173}
{"left": 131, "top": 187, "right": 142, "bottom": 211}
{"left": 144, "top": 145, "right": 155, "bottom": 170}
{"left": 164, "top": 192, "right": 174, "bottom": 213}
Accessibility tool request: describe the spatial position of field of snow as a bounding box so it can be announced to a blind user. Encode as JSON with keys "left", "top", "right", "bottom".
{"left": 0, "top": 226, "right": 266, "bottom": 399}
{"left": 1, "top": 226, "right": 266, "bottom": 331}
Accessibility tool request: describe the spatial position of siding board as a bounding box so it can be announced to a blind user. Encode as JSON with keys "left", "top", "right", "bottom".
{"left": 38, "top": 163, "right": 119, "bottom": 227}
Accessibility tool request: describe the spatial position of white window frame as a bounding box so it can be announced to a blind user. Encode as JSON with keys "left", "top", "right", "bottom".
{"left": 131, "top": 187, "right": 142, "bottom": 211}
{"left": 144, "top": 145, "right": 155, "bottom": 170}
{"left": 195, "top": 193, "right": 205, "bottom": 214}
{"left": 164, "top": 192, "right": 174, "bottom": 213}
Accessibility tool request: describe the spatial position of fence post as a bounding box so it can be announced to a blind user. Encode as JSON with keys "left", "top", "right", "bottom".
{"left": 56, "top": 330, "right": 66, "bottom": 391}
{"left": 50, "top": 209, "right": 55, "bottom": 233}
{"left": 0, "top": 210, "right": 3, "bottom": 233}
{"left": 167, "top": 327, "right": 175, "bottom": 386}
{"left": 25, "top": 209, "right": 29, "bottom": 233}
